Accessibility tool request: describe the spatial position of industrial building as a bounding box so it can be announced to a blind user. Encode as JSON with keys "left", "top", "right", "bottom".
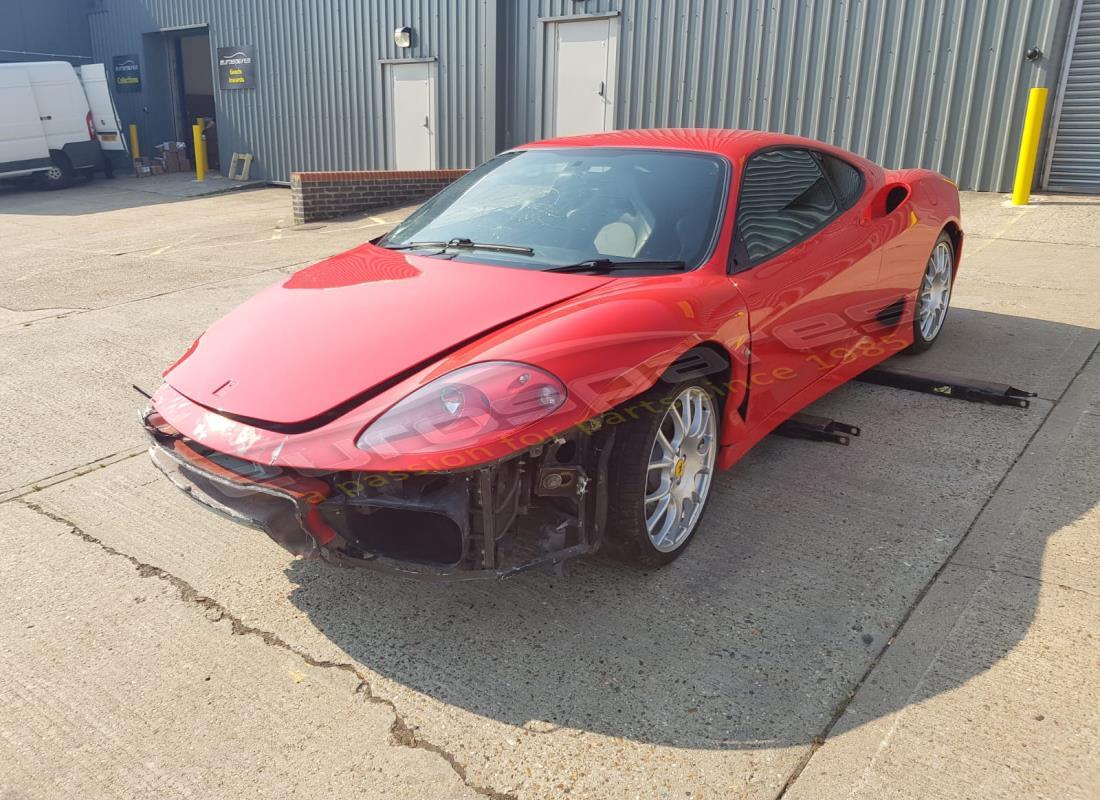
{"left": 2, "top": 0, "right": 1097, "bottom": 192}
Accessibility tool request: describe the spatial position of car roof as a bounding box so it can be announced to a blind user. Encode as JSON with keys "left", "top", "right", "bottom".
{"left": 519, "top": 128, "right": 874, "bottom": 168}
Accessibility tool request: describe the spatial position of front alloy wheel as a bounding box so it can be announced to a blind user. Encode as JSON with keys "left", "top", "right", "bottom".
{"left": 645, "top": 386, "right": 717, "bottom": 552}
{"left": 606, "top": 379, "right": 720, "bottom": 567}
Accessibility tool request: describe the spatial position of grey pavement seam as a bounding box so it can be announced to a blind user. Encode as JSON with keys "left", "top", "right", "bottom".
{"left": 1, "top": 262, "right": 306, "bottom": 332}
{"left": 0, "top": 447, "right": 148, "bottom": 504}
{"left": 946, "top": 561, "right": 1100, "bottom": 601}
{"left": 773, "top": 339, "right": 1099, "bottom": 800}
{"left": 964, "top": 234, "right": 1100, "bottom": 248}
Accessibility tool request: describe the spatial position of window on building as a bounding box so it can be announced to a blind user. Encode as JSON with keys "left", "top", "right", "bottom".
{"left": 734, "top": 149, "right": 839, "bottom": 266}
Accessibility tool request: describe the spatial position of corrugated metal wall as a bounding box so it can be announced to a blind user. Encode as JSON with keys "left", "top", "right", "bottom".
{"left": 84, "top": 0, "right": 1074, "bottom": 190}
{"left": 501, "top": 0, "right": 1074, "bottom": 192}
{"left": 1, "top": 0, "right": 93, "bottom": 64}
{"left": 88, "top": 0, "right": 497, "bottom": 181}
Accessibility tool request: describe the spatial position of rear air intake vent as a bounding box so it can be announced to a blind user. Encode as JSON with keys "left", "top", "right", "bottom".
{"left": 885, "top": 186, "right": 909, "bottom": 214}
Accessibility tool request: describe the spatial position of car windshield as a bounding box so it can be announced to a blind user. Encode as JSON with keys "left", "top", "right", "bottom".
{"left": 378, "top": 148, "right": 728, "bottom": 271}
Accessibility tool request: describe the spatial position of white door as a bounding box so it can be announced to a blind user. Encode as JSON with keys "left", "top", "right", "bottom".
{"left": 78, "top": 64, "right": 127, "bottom": 152}
{"left": 547, "top": 17, "right": 618, "bottom": 137}
{"left": 388, "top": 61, "right": 435, "bottom": 170}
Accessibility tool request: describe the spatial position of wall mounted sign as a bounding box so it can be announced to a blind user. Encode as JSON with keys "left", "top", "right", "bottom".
{"left": 217, "top": 46, "right": 256, "bottom": 90}
{"left": 112, "top": 55, "right": 142, "bottom": 92}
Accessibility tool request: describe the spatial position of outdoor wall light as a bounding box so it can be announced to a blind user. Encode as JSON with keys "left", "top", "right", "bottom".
{"left": 394, "top": 26, "right": 412, "bottom": 49}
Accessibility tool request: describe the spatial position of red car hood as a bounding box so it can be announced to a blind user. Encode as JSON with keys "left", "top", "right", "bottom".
{"left": 165, "top": 245, "right": 609, "bottom": 425}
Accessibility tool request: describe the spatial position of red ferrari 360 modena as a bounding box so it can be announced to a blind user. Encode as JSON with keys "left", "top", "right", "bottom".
{"left": 144, "top": 129, "right": 961, "bottom": 579}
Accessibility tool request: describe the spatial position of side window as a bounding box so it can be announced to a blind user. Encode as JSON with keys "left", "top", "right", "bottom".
{"left": 818, "top": 153, "right": 864, "bottom": 210}
{"left": 734, "top": 149, "right": 838, "bottom": 265}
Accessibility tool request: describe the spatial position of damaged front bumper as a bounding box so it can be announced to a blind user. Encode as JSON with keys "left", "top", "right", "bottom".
{"left": 142, "top": 409, "right": 613, "bottom": 581}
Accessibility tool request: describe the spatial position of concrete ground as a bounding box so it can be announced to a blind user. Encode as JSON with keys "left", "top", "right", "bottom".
{"left": 0, "top": 178, "right": 1097, "bottom": 800}
{"left": 107, "top": 171, "right": 263, "bottom": 198}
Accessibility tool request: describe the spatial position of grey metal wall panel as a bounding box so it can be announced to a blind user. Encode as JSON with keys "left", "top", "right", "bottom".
{"left": 0, "top": 0, "right": 93, "bottom": 64}
{"left": 87, "top": 0, "right": 496, "bottom": 181}
{"left": 501, "top": 0, "right": 1073, "bottom": 192}
{"left": 1046, "top": 0, "right": 1100, "bottom": 193}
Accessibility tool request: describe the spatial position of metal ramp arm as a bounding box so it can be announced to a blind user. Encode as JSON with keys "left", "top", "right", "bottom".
{"left": 854, "top": 366, "right": 1036, "bottom": 408}
{"left": 774, "top": 413, "right": 861, "bottom": 446}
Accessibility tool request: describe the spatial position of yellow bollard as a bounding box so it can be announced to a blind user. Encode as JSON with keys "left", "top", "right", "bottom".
{"left": 1011, "top": 87, "right": 1048, "bottom": 206}
{"left": 192, "top": 123, "right": 206, "bottom": 182}
{"left": 128, "top": 123, "right": 140, "bottom": 159}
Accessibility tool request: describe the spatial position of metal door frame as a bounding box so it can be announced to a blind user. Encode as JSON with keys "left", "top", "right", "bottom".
{"left": 160, "top": 25, "right": 209, "bottom": 145}
{"left": 535, "top": 12, "right": 620, "bottom": 139}
{"left": 381, "top": 57, "right": 438, "bottom": 170}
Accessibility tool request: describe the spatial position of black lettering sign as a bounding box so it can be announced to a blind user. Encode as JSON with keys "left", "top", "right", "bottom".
{"left": 112, "top": 55, "right": 141, "bottom": 93}
{"left": 217, "top": 45, "right": 256, "bottom": 90}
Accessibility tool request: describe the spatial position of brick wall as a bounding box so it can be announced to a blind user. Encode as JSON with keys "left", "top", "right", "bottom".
{"left": 290, "top": 169, "right": 469, "bottom": 224}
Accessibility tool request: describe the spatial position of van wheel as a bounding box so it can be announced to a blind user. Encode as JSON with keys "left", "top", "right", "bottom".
{"left": 35, "top": 154, "right": 74, "bottom": 190}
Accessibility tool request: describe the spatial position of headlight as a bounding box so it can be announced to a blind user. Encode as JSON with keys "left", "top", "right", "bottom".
{"left": 355, "top": 361, "right": 567, "bottom": 457}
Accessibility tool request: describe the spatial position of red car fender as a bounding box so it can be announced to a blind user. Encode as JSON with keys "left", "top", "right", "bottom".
{"left": 427, "top": 269, "right": 751, "bottom": 432}
{"left": 876, "top": 169, "right": 962, "bottom": 302}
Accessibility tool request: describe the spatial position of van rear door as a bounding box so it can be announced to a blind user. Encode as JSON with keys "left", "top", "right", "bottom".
{"left": 78, "top": 64, "right": 127, "bottom": 153}
{"left": 23, "top": 62, "right": 90, "bottom": 152}
{"left": 0, "top": 67, "right": 50, "bottom": 174}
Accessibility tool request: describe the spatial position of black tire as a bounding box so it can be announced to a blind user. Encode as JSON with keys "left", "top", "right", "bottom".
{"left": 34, "top": 153, "right": 74, "bottom": 190}
{"left": 604, "top": 377, "right": 721, "bottom": 568}
{"left": 906, "top": 231, "right": 955, "bottom": 354}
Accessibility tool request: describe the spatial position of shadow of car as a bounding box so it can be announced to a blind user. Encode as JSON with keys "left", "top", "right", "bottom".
{"left": 281, "top": 309, "right": 1098, "bottom": 750}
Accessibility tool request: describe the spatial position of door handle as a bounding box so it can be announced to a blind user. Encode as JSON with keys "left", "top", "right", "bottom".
{"left": 595, "top": 81, "right": 605, "bottom": 97}
{"left": 423, "top": 116, "right": 430, "bottom": 129}
{"left": 40, "top": 115, "right": 52, "bottom": 121}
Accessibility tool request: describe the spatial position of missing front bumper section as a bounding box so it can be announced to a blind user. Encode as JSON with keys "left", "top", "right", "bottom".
{"left": 142, "top": 409, "right": 613, "bottom": 580}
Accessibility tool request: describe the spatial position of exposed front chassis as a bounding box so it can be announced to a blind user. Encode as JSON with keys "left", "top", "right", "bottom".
{"left": 142, "top": 410, "right": 614, "bottom": 581}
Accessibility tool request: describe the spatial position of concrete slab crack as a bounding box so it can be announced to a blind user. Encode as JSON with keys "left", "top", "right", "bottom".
{"left": 17, "top": 498, "right": 517, "bottom": 800}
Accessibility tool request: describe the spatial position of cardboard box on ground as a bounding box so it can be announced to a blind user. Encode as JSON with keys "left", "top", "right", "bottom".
{"left": 133, "top": 142, "right": 192, "bottom": 178}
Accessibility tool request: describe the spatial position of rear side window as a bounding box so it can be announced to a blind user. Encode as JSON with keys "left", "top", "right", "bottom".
{"left": 734, "top": 149, "right": 838, "bottom": 265}
{"left": 818, "top": 153, "right": 864, "bottom": 210}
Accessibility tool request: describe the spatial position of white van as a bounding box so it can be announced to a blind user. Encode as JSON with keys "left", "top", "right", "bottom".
{"left": 0, "top": 61, "right": 126, "bottom": 189}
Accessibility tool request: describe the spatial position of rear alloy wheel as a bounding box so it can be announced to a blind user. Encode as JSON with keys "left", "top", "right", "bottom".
{"left": 908, "top": 232, "right": 954, "bottom": 352}
{"left": 605, "top": 380, "right": 719, "bottom": 567}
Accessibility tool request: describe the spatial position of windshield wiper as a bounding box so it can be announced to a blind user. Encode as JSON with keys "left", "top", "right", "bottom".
{"left": 544, "top": 258, "right": 687, "bottom": 274}
{"left": 383, "top": 237, "right": 535, "bottom": 256}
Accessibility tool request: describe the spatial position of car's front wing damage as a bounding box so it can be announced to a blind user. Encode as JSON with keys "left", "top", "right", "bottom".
{"left": 142, "top": 409, "right": 614, "bottom": 580}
